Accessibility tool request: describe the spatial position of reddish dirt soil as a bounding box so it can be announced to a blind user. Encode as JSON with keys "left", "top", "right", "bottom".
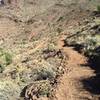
{"left": 53, "top": 35, "right": 95, "bottom": 100}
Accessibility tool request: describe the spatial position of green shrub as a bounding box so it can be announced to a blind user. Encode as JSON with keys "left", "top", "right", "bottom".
{"left": 0, "top": 64, "right": 5, "bottom": 73}
{"left": 0, "top": 49, "right": 12, "bottom": 66}
{"left": 97, "top": 5, "right": 100, "bottom": 12}
{"left": 4, "top": 53, "right": 12, "bottom": 65}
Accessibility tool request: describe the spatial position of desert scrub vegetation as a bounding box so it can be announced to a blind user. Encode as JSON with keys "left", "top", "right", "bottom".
{"left": 0, "top": 80, "right": 21, "bottom": 100}
{"left": 21, "top": 80, "right": 52, "bottom": 99}
{"left": 64, "top": 17, "right": 100, "bottom": 58}
{"left": 64, "top": 17, "right": 100, "bottom": 53}
{"left": 15, "top": 65, "right": 57, "bottom": 83}
{"left": 64, "top": 14, "right": 100, "bottom": 71}
{"left": 97, "top": 5, "right": 100, "bottom": 12}
{"left": 65, "top": 33, "right": 100, "bottom": 57}
{"left": 0, "top": 48, "right": 12, "bottom": 72}
{"left": 20, "top": 63, "right": 60, "bottom": 99}
{"left": 4, "top": 52, "right": 12, "bottom": 65}
{"left": 32, "top": 66, "right": 56, "bottom": 81}
{"left": 19, "top": 47, "right": 66, "bottom": 99}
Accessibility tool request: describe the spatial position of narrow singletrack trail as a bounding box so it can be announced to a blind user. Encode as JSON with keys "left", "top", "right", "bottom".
{"left": 53, "top": 35, "right": 95, "bottom": 100}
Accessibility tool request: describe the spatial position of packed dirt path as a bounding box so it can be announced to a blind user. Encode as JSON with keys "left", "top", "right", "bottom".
{"left": 53, "top": 35, "right": 96, "bottom": 100}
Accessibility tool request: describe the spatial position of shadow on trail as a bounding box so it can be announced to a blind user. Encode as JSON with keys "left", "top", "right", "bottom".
{"left": 81, "top": 46, "right": 100, "bottom": 95}
{"left": 82, "top": 46, "right": 100, "bottom": 95}
{"left": 82, "top": 75, "right": 100, "bottom": 95}
{"left": 63, "top": 39, "right": 100, "bottom": 95}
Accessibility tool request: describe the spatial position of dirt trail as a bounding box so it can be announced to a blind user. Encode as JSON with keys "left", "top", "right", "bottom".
{"left": 53, "top": 35, "right": 95, "bottom": 100}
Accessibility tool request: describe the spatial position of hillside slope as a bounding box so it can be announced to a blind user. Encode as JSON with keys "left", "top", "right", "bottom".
{"left": 0, "top": 0, "right": 100, "bottom": 100}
